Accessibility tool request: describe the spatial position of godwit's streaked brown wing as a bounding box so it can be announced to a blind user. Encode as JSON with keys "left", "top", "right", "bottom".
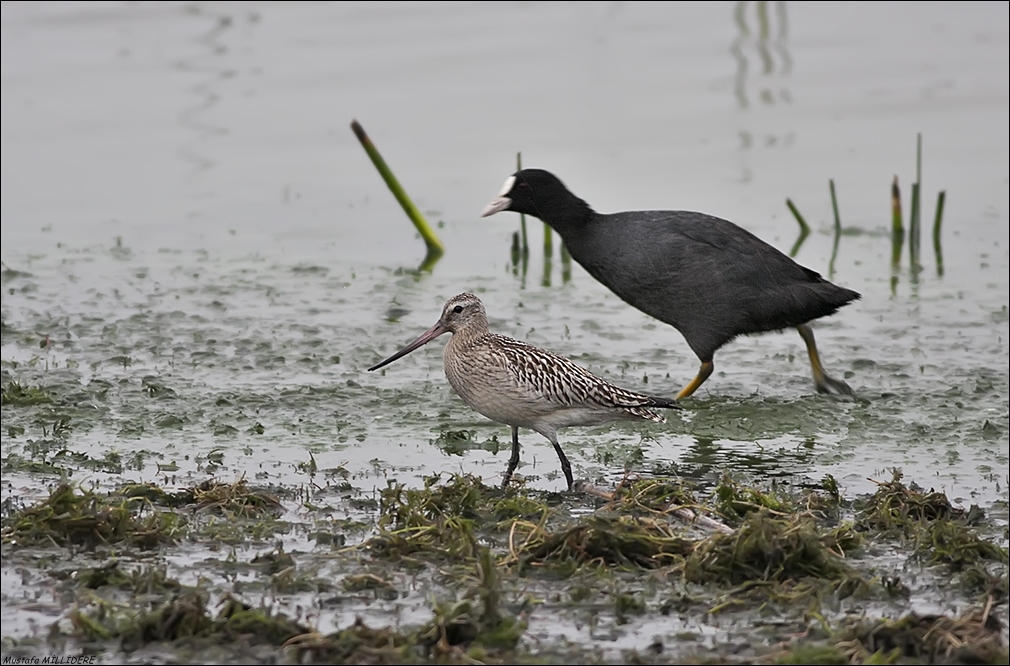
{"left": 484, "top": 334, "right": 677, "bottom": 421}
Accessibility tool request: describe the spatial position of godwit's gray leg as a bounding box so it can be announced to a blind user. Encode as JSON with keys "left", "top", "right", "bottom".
{"left": 796, "top": 324, "right": 853, "bottom": 395}
{"left": 548, "top": 436, "right": 574, "bottom": 490}
{"left": 502, "top": 425, "right": 521, "bottom": 489}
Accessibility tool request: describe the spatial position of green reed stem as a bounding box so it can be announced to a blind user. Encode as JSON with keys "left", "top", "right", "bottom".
{"left": 785, "top": 198, "right": 810, "bottom": 257}
{"left": 933, "top": 190, "right": 946, "bottom": 277}
{"left": 351, "top": 120, "right": 444, "bottom": 261}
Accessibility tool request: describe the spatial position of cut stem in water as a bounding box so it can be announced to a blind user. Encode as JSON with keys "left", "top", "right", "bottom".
{"left": 933, "top": 190, "right": 946, "bottom": 277}
{"left": 785, "top": 198, "right": 810, "bottom": 258}
{"left": 517, "top": 152, "right": 529, "bottom": 257}
{"left": 351, "top": 120, "right": 445, "bottom": 269}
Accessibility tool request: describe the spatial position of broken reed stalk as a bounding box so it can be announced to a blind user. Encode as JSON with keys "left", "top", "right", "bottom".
{"left": 350, "top": 120, "right": 445, "bottom": 263}
{"left": 829, "top": 179, "right": 842, "bottom": 235}
{"left": 828, "top": 180, "right": 841, "bottom": 279}
{"left": 516, "top": 152, "right": 529, "bottom": 256}
{"left": 908, "top": 133, "right": 923, "bottom": 270}
{"left": 512, "top": 154, "right": 530, "bottom": 280}
{"left": 933, "top": 190, "right": 946, "bottom": 277}
{"left": 891, "top": 176, "right": 904, "bottom": 268}
{"left": 513, "top": 152, "right": 553, "bottom": 258}
{"left": 560, "top": 240, "right": 571, "bottom": 284}
{"left": 916, "top": 132, "right": 923, "bottom": 187}
{"left": 785, "top": 198, "right": 810, "bottom": 258}
{"left": 909, "top": 182, "right": 921, "bottom": 270}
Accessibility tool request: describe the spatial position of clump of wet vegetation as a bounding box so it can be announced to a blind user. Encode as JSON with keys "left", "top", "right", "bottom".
{"left": 513, "top": 514, "right": 693, "bottom": 571}
{"left": 855, "top": 470, "right": 1008, "bottom": 573}
{"left": 62, "top": 548, "right": 530, "bottom": 664}
{"left": 680, "top": 509, "right": 855, "bottom": 585}
{"left": 119, "top": 478, "right": 286, "bottom": 518}
{"left": 834, "top": 607, "right": 1006, "bottom": 665}
{"left": 1, "top": 469, "right": 1006, "bottom": 664}
{"left": 1, "top": 479, "right": 290, "bottom": 551}
{"left": 1, "top": 483, "right": 184, "bottom": 549}
{"left": 1, "top": 379, "right": 53, "bottom": 406}
{"left": 70, "top": 591, "right": 309, "bottom": 652}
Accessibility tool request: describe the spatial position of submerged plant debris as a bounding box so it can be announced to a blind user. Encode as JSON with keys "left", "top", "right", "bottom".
{"left": 1, "top": 482, "right": 184, "bottom": 549}
{"left": 0, "top": 467, "right": 1005, "bottom": 664}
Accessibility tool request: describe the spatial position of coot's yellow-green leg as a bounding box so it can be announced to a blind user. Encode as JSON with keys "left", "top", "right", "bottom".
{"left": 797, "top": 324, "right": 853, "bottom": 395}
{"left": 676, "top": 360, "right": 714, "bottom": 400}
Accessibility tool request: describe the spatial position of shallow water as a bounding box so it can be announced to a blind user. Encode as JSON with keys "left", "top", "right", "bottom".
{"left": 2, "top": 0, "right": 1008, "bottom": 658}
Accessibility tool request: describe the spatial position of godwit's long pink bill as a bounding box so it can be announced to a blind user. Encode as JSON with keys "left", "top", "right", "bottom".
{"left": 367, "top": 322, "right": 448, "bottom": 371}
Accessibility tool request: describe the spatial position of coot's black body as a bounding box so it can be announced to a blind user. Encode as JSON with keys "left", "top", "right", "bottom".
{"left": 481, "top": 169, "right": 860, "bottom": 398}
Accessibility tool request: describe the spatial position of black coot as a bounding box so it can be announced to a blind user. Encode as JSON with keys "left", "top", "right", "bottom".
{"left": 481, "top": 169, "right": 860, "bottom": 398}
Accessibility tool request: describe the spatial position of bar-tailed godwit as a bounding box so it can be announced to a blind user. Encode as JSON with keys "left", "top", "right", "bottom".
{"left": 368, "top": 293, "right": 680, "bottom": 490}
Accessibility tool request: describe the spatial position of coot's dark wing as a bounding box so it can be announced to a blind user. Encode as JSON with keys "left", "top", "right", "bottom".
{"left": 567, "top": 210, "right": 857, "bottom": 359}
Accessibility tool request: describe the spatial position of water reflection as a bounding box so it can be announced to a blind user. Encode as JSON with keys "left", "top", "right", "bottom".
{"left": 730, "top": 1, "right": 792, "bottom": 111}
{"left": 652, "top": 434, "right": 818, "bottom": 481}
{"left": 887, "top": 136, "right": 949, "bottom": 294}
{"left": 174, "top": 5, "right": 234, "bottom": 175}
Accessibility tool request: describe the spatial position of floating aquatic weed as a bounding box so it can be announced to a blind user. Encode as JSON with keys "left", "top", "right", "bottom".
{"left": 117, "top": 479, "right": 286, "bottom": 518}
{"left": 288, "top": 549, "right": 524, "bottom": 663}
{"left": 834, "top": 606, "right": 1007, "bottom": 665}
{"left": 71, "top": 591, "right": 313, "bottom": 654}
{"left": 414, "top": 547, "right": 525, "bottom": 656}
{"left": 855, "top": 470, "right": 1007, "bottom": 580}
{"left": 365, "top": 474, "right": 561, "bottom": 563}
{"left": 1, "top": 379, "right": 53, "bottom": 406}
{"left": 365, "top": 474, "right": 491, "bottom": 560}
{"left": 283, "top": 618, "right": 418, "bottom": 664}
{"left": 71, "top": 591, "right": 216, "bottom": 646}
{"left": 581, "top": 475, "right": 732, "bottom": 534}
{"left": 271, "top": 566, "right": 334, "bottom": 595}
{"left": 217, "top": 594, "right": 311, "bottom": 646}
{"left": 856, "top": 469, "right": 965, "bottom": 530}
{"left": 512, "top": 514, "right": 693, "bottom": 573}
{"left": 117, "top": 482, "right": 191, "bottom": 507}
{"left": 190, "top": 478, "right": 285, "bottom": 518}
{"left": 680, "top": 507, "right": 869, "bottom": 615}
{"left": 715, "top": 473, "right": 791, "bottom": 523}
{"left": 958, "top": 562, "right": 1009, "bottom": 602}
{"left": 792, "top": 474, "right": 847, "bottom": 518}
{"left": 681, "top": 510, "right": 853, "bottom": 587}
{"left": 491, "top": 492, "right": 550, "bottom": 526}
{"left": 1, "top": 483, "right": 183, "bottom": 549}
{"left": 378, "top": 474, "right": 484, "bottom": 528}
{"left": 432, "top": 428, "right": 503, "bottom": 457}
{"left": 614, "top": 592, "right": 647, "bottom": 625}
{"left": 771, "top": 643, "right": 849, "bottom": 665}
{"left": 55, "top": 561, "right": 182, "bottom": 595}
{"left": 67, "top": 574, "right": 524, "bottom": 664}
{"left": 1, "top": 451, "right": 69, "bottom": 476}
{"left": 407, "top": 474, "right": 485, "bottom": 521}
{"left": 251, "top": 545, "right": 295, "bottom": 574}
{"left": 342, "top": 572, "right": 399, "bottom": 598}
{"left": 611, "top": 477, "right": 699, "bottom": 514}
{"left": 75, "top": 449, "right": 123, "bottom": 474}
{"left": 921, "top": 517, "right": 1009, "bottom": 571}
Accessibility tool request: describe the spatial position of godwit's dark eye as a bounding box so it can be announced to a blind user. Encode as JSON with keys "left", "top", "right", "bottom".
{"left": 452, "top": 305, "right": 463, "bottom": 314}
